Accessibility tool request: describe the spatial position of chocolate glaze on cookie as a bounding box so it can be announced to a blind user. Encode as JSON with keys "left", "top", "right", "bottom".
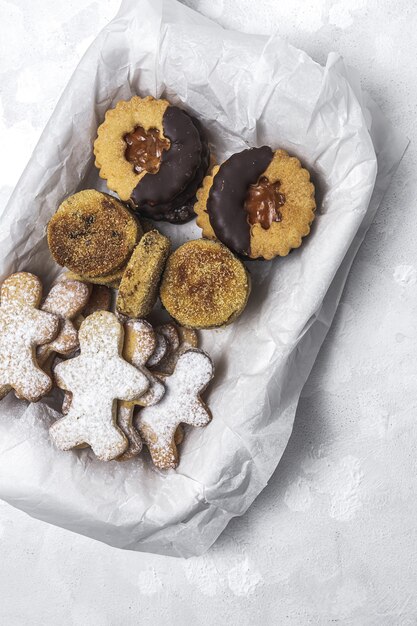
{"left": 131, "top": 106, "right": 203, "bottom": 221}
{"left": 138, "top": 119, "right": 210, "bottom": 223}
{"left": 207, "top": 147, "right": 273, "bottom": 255}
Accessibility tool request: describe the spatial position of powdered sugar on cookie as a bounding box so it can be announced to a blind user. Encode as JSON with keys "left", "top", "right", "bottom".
{"left": 38, "top": 279, "right": 91, "bottom": 364}
{"left": 136, "top": 349, "right": 214, "bottom": 469}
{"left": 50, "top": 311, "right": 149, "bottom": 461}
{"left": 0, "top": 272, "right": 59, "bottom": 402}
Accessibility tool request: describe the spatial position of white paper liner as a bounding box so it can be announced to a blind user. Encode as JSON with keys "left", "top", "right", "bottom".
{"left": 0, "top": 0, "right": 408, "bottom": 556}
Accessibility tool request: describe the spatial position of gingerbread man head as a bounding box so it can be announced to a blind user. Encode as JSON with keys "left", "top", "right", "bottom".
{"left": 0, "top": 272, "right": 59, "bottom": 402}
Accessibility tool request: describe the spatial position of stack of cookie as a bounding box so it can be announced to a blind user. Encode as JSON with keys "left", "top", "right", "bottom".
{"left": 94, "top": 96, "right": 210, "bottom": 224}
{"left": 0, "top": 271, "right": 213, "bottom": 469}
{"left": 0, "top": 94, "right": 317, "bottom": 471}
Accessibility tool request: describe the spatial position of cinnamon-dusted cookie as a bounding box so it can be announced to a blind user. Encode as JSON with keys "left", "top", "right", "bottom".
{"left": 0, "top": 272, "right": 59, "bottom": 402}
{"left": 66, "top": 267, "right": 125, "bottom": 289}
{"left": 116, "top": 230, "right": 170, "bottom": 319}
{"left": 37, "top": 279, "right": 91, "bottom": 365}
{"left": 160, "top": 239, "right": 250, "bottom": 329}
{"left": 195, "top": 148, "right": 316, "bottom": 259}
{"left": 50, "top": 311, "right": 149, "bottom": 461}
{"left": 47, "top": 190, "right": 141, "bottom": 278}
{"left": 136, "top": 349, "right": 214, "bottom": 469}
{"left": 94, "top": 96, "right": 210, "bottom": 223}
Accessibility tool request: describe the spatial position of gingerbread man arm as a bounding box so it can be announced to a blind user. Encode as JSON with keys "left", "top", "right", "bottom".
{"left": 33, "top": 309, "right": 60, "bottom": 345}
{"left": 53, "top": 357, "right": 79, "bottom": 394}
{"left": 181, "top": 398, "right": 212, "bottom": 427}
{"left": 112, "top": 360, "right": 149, "bottom": 402}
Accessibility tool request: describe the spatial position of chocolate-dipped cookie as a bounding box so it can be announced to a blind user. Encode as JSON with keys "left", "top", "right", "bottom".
{"left": 94, "top": 96, "right": 210, "bottom": 224}
{"left": 195, "top": 148, "right": 316, "bottom": 259}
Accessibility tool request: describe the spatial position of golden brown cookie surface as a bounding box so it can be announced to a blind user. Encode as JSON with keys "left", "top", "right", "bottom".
{"left": 160, "top": 239, "right": 250, "bottom": 329}
{"left": 47, "top": 190, "right": 140, "bottom": 277}
{"left": 116, "top": 230, "right": 170, "bottom": 319}
{"left": 195, "top": 148, "right": 315, "bottom": 259}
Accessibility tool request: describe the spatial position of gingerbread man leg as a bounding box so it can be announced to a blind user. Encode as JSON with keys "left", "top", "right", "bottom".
{"left": 50, "top": 409, "right": 128, "bottom": 461}
{"left": 116, "top": 402, "right": 143, "bottom": 461}
{"left": 13, "top": 366, "right": 53, "bottom": 402}
{"left": 49, "top": 415, "right": 87, "bottom": 451}
{"left": 140, "top": 422, "right": 178, "bottom": 469}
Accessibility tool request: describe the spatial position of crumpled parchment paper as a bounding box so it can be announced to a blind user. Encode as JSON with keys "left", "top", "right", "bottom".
{"left": 0, "top": 0, "right": 408, "bottom": 556}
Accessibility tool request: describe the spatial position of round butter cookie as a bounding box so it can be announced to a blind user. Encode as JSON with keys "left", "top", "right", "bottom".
{"left": 47, "top": 190, "right": 140, "bottom": 278}
{"left": 94, "top": 96, "right": 210, "bottom": 224}
{"left": 195, "top": 147, "right": 315, "bottom": 259}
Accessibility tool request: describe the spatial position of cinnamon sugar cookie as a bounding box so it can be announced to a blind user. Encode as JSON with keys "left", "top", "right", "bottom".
{"left": 0, "top": 272, "right": 59, "bottom": 402}
{"left": 160, "top": 239, "right": 250, "bottom": 329}
{"left": 195, "top": 148, "right": 316, "bottom": 259}
{"left": 116, "top": 230, "right": 170, "bottom": 318}
{"left": 94, "top": 96, "right": 210, "bottom": 223}
{"left": 47, "top": 190, "right": 140, "bottom": 277}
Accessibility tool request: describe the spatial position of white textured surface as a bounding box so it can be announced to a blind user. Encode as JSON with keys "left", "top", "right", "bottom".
{"left": 0, "top": 0, "right": 415, "bottom": 623}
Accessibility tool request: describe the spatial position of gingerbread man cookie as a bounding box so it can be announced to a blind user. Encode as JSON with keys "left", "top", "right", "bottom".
{"left": 146, "top": 331, "right": 168, "bottom": 368}
{"left": 117, "top": 319, "right": 166, "bottom": 461}
{"left": 150, "top": 323, "right": 180, "bottom": 373}
{"left": 37, "top": 279, "right": 91, "bottom": 365}
{"left": 136, "top": 349, "right": 214, "bottom": 469}
{"left": 49, "top": 311, "right": 149, "bottom": 461}
{"left": 151, "top": 323, "right": 199, "bottom": 375}
{"left": 0, "top": 272, "right": 59, "bottom": 402}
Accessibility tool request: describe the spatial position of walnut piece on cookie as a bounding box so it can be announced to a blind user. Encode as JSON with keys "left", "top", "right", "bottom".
{"left": 47, "top": 189, "right": 141, "bottom": 278}
{"left": 49, "top": 311, "right": 150, "bottom": 461}
{"left": 136, "top": 348, "right": 214, "bottom": 469}
{"left": 116, "top": 230, "right": 170, "bottom": 319}
{"left": 195, "top": 147, "right": 316, "bottom": 259}
{"left": 0, "top": 272, "right": 59, "bottom": 402}
{"left": 160, "top": 239, "right": 251, "bottom": 329}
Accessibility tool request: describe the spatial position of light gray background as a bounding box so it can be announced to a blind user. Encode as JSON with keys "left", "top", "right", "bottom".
{"left": 0, "top": 1, "right": 415, "bottom": 623}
